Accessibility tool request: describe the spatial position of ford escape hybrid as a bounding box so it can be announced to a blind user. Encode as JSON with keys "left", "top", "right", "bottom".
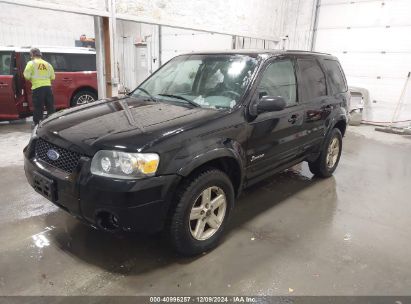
{"left": 24, "top": 50, "right": 349, "bottom": 256}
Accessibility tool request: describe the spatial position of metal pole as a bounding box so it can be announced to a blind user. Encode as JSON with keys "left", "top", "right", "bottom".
{"left": 94, "top": 16, "right": 106, "bottom": 99}
{"left": 310, "top": 0, "right": 321, "bottom": 51}
{"left": 232, "top": 35, "right": 237, "bottom": 49}
{"left": 102, "top": 17, "right": 112, "bottom": 97}
{"left": 108, "top": 0, "right": 118, "bottom": 96}
{"left": 389, "top": 72, "right": 411, "bottom": 128}
{"left": 158, "top": 25, "right": 162, "bottom": 66}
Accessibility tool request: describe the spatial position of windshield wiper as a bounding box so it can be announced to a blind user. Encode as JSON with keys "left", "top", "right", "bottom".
{"left": 133, "top": 88, "right": 157, "bottom": 102}
{"left": 157, "top": 94, "right": 200, "bottom": 108}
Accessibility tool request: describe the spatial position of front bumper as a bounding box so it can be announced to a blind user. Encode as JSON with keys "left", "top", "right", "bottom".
{"left": 23, "top": 142, "right": 180, "bottom": 233}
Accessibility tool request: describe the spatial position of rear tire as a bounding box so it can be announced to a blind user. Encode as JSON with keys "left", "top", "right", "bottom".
{"left": 308, "top": 128, "right": 343, "bottom": 178}
{"left": 71, "top": 90, "right": 97, "bottom": 107}
{"left": 169, "top": 169, "right": 234, "bottom": 256}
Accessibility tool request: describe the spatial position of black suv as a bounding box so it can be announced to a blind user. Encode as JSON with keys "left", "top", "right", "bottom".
{"left": 24, "top": 50, "right": 349, "bottom": 256}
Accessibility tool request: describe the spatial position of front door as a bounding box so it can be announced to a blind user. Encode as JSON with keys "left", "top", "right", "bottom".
{"left": 246, "top": 57, "right": 305, "bottom": 181}
{"left": 0, "top": 51, "right": 18, "bottom": 120}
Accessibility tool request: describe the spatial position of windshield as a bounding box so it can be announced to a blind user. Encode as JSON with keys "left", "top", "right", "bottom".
{"left": 133, "top": 54, "right": 259, "bottom": 109}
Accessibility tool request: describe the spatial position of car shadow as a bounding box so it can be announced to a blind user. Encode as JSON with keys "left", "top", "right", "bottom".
{"left": 46, "top": 163, "right": 337, "bottom": 275}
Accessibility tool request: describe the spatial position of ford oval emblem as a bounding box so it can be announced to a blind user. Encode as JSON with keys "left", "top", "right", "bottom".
{"left": 47, "top": 149, "right": 60, "bottom": 161}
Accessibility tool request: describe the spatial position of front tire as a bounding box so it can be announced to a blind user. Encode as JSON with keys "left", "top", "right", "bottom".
{"left": 169, "top": 169, "right": 234, "bottom": 256}
{"left": 308, "top": 128, "right": 343, "bottom": 177}
{"left": 71, "top": 90, "right": 97, "bottom": 107}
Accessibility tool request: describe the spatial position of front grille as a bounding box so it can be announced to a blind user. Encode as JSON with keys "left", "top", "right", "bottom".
{"left": 35, "top": 138, "right": 83, "bottom": 173}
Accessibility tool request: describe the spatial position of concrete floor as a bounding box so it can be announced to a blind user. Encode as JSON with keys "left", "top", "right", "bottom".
{"left": 0, "top": 121, "right": 411, "bottom": 296}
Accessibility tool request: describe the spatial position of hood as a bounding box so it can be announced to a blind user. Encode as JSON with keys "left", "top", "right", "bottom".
{"left": 38, "top": 96, "right": 222, "bottom": 155}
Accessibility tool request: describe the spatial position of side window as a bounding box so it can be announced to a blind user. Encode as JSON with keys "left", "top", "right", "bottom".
{"left": 257, "top": 59, "right": 297, "bottom": 106}
{"left": 0, "top": 52, "right": 12, "bottom": 75}
{"left": 67, "top": 54, "right": 96, "bottom": 71}
{"left": 297, "top": 59, "right": 326, "bottom": 100}
{"left": 44, "top": 53, "right": 68, "bottom": 71}
{"left": 322, "top": 59, "right": 347, "bottom": 94}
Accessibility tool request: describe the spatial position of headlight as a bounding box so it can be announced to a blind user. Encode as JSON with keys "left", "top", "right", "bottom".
{"left": 90, "top": 150, "right": 159, "bottom": 179}
{"left": 31, "top": 124, "right": 38, "bottom": 139}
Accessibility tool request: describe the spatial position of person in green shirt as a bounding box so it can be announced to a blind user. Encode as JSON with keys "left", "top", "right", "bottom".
{"left": 23, "top": 48, "right": 55, "bottom": 126}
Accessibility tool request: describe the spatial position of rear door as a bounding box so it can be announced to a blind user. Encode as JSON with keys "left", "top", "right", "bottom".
{"left": 0, "top": 51, "right": 18, "bottom": 119}
{"left": 296, "top": 57, "right": 330, "bottom": 152}
{"left": 246, "top": 56, "right": 305, "bottom": 181}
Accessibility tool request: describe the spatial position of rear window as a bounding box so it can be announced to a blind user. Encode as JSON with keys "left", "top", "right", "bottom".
{"left": 322, "top": 59, "right": 347, "bottom": 94}
{"left": 22, "top": 52, "right": 96, "bottom": 72}
{"left": 297, "top": 58, "right": 327, "bottom": 100}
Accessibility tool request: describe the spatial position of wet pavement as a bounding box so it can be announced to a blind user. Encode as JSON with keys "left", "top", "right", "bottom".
{"left": 0, "top": 122, "right": 411, "bottom": 295}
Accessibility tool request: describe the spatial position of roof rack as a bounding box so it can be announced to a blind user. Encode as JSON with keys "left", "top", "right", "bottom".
{"left": 286, "top": 49, "right": 331, "bottom": 55}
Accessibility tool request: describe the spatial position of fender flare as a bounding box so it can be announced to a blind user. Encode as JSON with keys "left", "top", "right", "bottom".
{"left": 327, "top": 115, "right": 348, "bottom": 138}
{"left": 177, "top": 147, "right": 244, "bottom": 177}
{"left": 320, "top": 115, "right": 348, "bottom": 151}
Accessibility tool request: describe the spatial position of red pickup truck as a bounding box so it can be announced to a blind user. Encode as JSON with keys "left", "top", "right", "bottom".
{"left": 0, "top": 46, "right": 97, "bottom": 121}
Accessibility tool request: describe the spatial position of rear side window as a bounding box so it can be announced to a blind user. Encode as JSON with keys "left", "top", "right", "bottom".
{"left": 258, "top": 59, "right": 297, "bottom": 106}
{"left": 297, "top": 59, "right": 326, "bottom": 100}
{"left": 66, "top": 54, "right": 96, "bottom": 71}
{"left": 322, "top": 59, "right": 347, "bottom": 94}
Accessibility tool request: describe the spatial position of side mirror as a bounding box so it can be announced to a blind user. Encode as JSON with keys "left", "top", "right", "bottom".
{"left": 253, "top": 96, "right": 286, "bottom": 115}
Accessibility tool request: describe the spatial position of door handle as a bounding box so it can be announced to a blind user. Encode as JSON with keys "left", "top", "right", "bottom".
{"left": 0, "top": 82, "right": 8, "bottom": 88}
{"left": 288, "top": 114, "right": 299, "bottom": 124}
{"left": 62, "top": 78, "right": 72, "bottom": 81}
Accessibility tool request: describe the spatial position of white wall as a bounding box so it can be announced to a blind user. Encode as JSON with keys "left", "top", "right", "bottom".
{"left": 0, "top": 3, "right": 94, "bottom": 47}
{"left": 160, "top": 27, "right": 233, "bottom": 63}
{"left": 278, "top": 0, "right": 317, "bottom": 50}
{"left": 6, "top": 0, "right": 315, "bottom": 45}
{"left": 116, "top": 21, "right": 160, "bottom": 90}
{"left": 1, "top": 0, "right": 319, "bottom": 97}
{"left": 116, "top": 0, "right": 317, "bottom": 49}
{"left": 314, "top": 0, "right": 411, "bottom": 125}
{"left": 116, "top": 0, "right": 281, "bottom": 40}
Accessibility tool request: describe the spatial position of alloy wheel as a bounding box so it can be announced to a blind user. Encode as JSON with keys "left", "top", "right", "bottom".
{"left": 326, "top": 137, "right": 340, "bottom": 169}
{"left": 76, "top": 94, "right": 95, "bottom": 105}
{"left": 189, "top": 186, "right": 227, "bottom": 241}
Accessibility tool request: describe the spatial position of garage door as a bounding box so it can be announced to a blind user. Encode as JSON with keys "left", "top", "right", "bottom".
{"left": 314, "top": 0, "right": 411, "bottom": 125}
